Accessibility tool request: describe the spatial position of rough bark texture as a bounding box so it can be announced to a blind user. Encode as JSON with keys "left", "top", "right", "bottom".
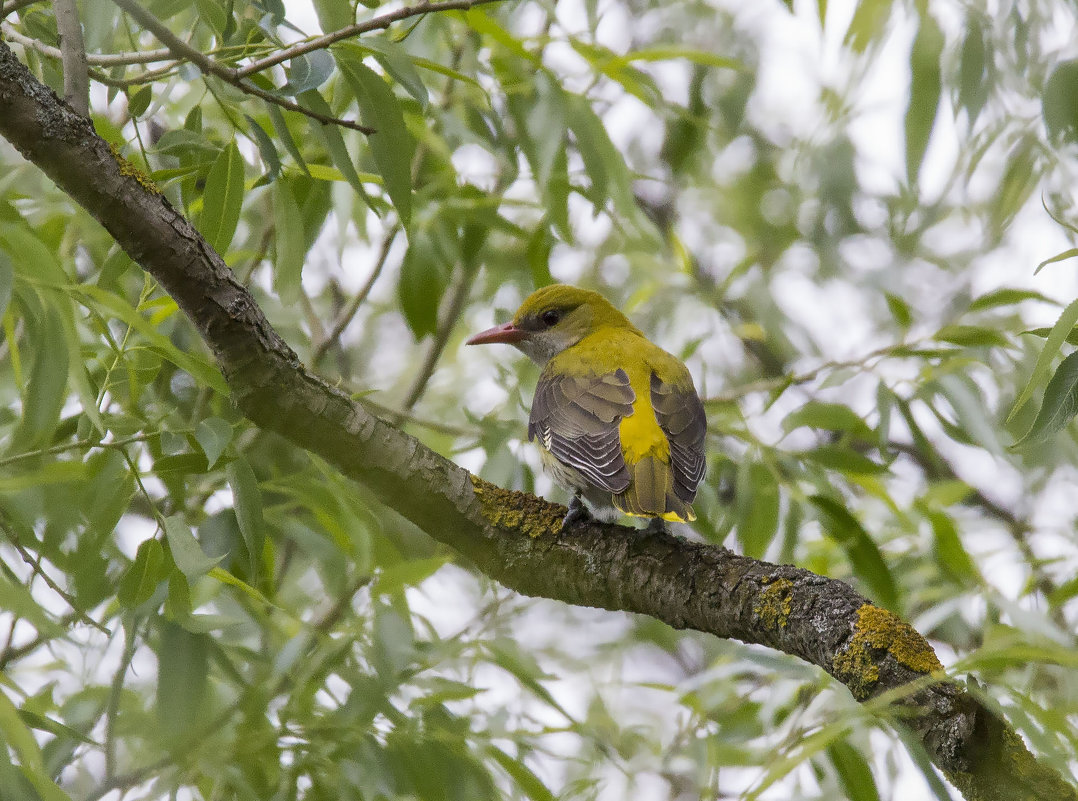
{"left": 0, "top": 38, "right": 1073, "bottom": 801}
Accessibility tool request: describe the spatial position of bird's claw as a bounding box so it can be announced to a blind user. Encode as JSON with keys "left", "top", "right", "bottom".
{"left": 561, "top": 495, "right": 592, "bottom": 530}
{"left": 645, "top": 517, "right": 667, "bottom": 534}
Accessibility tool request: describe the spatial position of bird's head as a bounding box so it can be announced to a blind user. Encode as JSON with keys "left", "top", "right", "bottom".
{"left": 466, "top": 284, "right": 637, "bottom": 366}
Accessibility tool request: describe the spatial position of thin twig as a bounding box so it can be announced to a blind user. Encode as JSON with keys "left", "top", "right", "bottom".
{"left": 51, "top": 0, "right": 89, "bottom": 114}
{"left": 393, "top": 263, "right": 479, "bottom": 424}
{"left": 1, "top": 25, "right": 175, "bottom": 66}
{"left": 0, "top": 0, "right": 38, "bottom": 18}
{"left": 0, "top": 510, "right": 111, "bottom": 634}
{"left": 0, "top": 430, "right": 179, "bottom": 469}
{"left": 104, "top": 621, "right": 137, "bottom": 780}
{"left": 109, "top": 0, "right": 374, "bottom": 134}
{"left": 311, "top": 226, "right": 398, "bottom": 367}
{"left": 235, "top": 0, "right": 506, "bottom": 79}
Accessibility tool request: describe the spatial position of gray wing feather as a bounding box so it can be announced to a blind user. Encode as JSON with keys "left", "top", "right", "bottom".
{"left": 650, "top": 372, "right": 707, "bottom": 502}
{"left": 529, "top": 369, "right": 635, "bottom": 493}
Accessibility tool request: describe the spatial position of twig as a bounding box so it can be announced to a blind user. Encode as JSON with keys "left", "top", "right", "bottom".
{"left": 392, "top": 263, "right": 478, "bottom": 424}
{"left": 0, "top": 510, "right": 111, "bottom": 634}
{"left": 0, "top": 430, "right": 176, "bottom": 468}
{"left": 109, "top": 0, "right": 374, "bottom": 134}
{"left": 311, "top": 226, "right": 398, "bottom": 367}
{"left": 0, "top": 0, "right": 38, "bottom": 18}
{"left": 234, "top": 0, "right": 507, "bottom": 79}
{"left": 51, "top": 0, "right": 88, "bottom": 114}
{"left": 1, "top": 25, "right": 175, "bottom": 66}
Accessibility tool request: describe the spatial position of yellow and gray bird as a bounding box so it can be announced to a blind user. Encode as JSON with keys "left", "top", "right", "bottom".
{"left": 466, "top": 284, "right": 707, "bottom": 527}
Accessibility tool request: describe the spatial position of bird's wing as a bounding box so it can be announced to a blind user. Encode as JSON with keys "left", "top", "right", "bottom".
{"left": 528, "top": 369, "right": 636, "bottom": 493}
{"left": 650, "top": 371, "right": 707, "bottom": 503}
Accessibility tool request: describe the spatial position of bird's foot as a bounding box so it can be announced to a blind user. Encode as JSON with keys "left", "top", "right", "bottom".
{"left": 561, "top": 495, "right": 592, "bottom": 530}
{"left": 645, "top": 517, "right": 668, "bottom": 535}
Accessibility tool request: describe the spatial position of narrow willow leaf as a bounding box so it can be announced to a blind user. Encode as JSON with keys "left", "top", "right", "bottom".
{"left": 11, "top": 305, "right": 68, "bottom": 452}
{"left": 336, "top": 50, "right": 415, "bottom": 225}
{"left": 118, "top": 538, "right": 165, "bottom": 607}
{"left": 1007, "top": 296, "right": 1078, "bottom": 423}
{"left": 200, "top": 141, "right": 245, "bottom": 255}
{"left": 244, "top": 114, "right": 281, "bottom": 179}
{"left": 933, "top": 324, "right": 1009, "bottom": 348}
{"left": 1011, "top": 350, "right": 1078, "bottom": 447}
{"left": 1035, "top": 247, "right": 1078, "bottom": 275}
{"left": 968, "top": 287, "right": 1057, "bottom": 310}
{"left": 156, "top": 622, "right": 209, "bottom": 739}
{"left": 810, "top": 495, "right": 898, "bottom": 610}
{"left": 163, "top": 515, "right": 221, "bottom": 580}
{"left": 227, "top": 458, "right": 265, "bottom": 582}
{"left": 299, "top": 89, "right": 373, "bottom": 207}
{"left": 735, "top": 461, "right": 780, "bottom": 559}
{"left": 195, "top": 416, "right": 233, "bottom": 469}
{"left": 272, "top": 179, "right": 306, "bottom": 302}
{"left": 828, "top": 741, "right": 881, "bottom": 801}
{"left": 905, "top": 12, "right": 943, "bottom": 185}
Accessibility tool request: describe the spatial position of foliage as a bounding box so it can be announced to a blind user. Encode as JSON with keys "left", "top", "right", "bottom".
{"left": 1, "top": 0, "right": 1077, "bottom": 799}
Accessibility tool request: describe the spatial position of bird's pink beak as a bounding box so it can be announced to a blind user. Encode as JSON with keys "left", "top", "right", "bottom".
{"left": 466, "top": 321, "right": 528, "bottom": 345}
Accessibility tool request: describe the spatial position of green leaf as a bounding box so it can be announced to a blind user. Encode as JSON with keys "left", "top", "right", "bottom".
{"left": 200, "top": 141, "right": 245, "bottom": 255}
{"left": 118, "top": 538, "right": 166, "bottom": 607}
{"left": 10, "top": 305, "right": 69, "bottom": 452}
{"left": 1042, "top": 59, "right": 1078, "bottom": 144}
{"left": 782, "top": 401, "right": 872, "bottom": 438}
{"left": 272, "top": 179, "right": 306, "bottom": 302}
{"left": 925, "top": 509, "right": 979, "bottom": 584}
{"left": 1011, "top": 350, "right": 1078, "bottom": 448}
{"left": 300, "top": 89, "right": 373, "bottom": 207}
{"left": 194, "top": 0, "right": 228, "bottom": 38}
{"left": 398, "top": 232, "right": 448, "bottom": 338}
{"left": 1035, "top": 247, "right": 1078, "bottom": 275}
{"left": 884, "top": 292, "right": 912, "bottom": 328}
{"left": 195, "top": 416, "right": 232, "bottom": 469}
{"left": 932, "top": 324, "right": 1009, "bottom": 348}
{"left": 606, "top": 46, "right": 742, "bottom": 72}
{"left": 375, "top": 556, "right": 449, "bottom": 597}
{"left": 735, "top": 461, "right": 779, "bottom": 559}
{"left": 828, "top": 741, "right": 881, "bottom": 801}
{"left": 566, "top": 95, "right": 636, "bottom": 219}
{"left": 0, "top": 251, "right": 12, "bottom": 321}
{"left": 265, "top": 102, "right": 308, "bottom": 173}
{"left": 968, "top": 287, "right": 1057, "bottom": 311}
{"left": 1007, "top": 296, "right": 1078, "bottom": 423}
{"left": 488, "top": 745, "right": 556, "bottom": 801}
{"left": 336, "top": 51, "right": 415, "bottom": 225}
{"left": 285, "top": 51, "right": 334, "bottom": 95}
{"left": 798, "top": 445, "right": 888, "bottom": 474}
{"left": 353, "top": 37, "right": 429, "bottom": 107}
{"left": 156, "top": 622, "right": 209, "bottom": 740}
{"left": 810, "top": 495, "right": 898, "bottom": 610}
{"left": 957, "top": 17, "right": 989, "bottom": 124}
{"left": 127, "top": 86, "right": 152, "bottom": 118}
{"left": 163, "top": 514, "right": 221, "bottom": 580}
{"left": 227, "top": 458, "right": 265, "bottom": 582}
{"left": 244, "top": 114, "right": 281, "bottom": 179}
{"left": 843, "top": 0, "right": 893, "bottom": 53}
{"left": 63, "top": 284, "right": 228, "bottom": 394}
{"left": 905, "top": 12, "right": 943, "bottom": 185}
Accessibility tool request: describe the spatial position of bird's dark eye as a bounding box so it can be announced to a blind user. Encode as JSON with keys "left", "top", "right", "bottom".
{"left": 540, "top": 309, "right": 561, "bottom": 327}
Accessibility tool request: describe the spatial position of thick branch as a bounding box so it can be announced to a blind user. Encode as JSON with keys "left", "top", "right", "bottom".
{"left": 0, "top": 39, "right": 1073, "bottom": 801}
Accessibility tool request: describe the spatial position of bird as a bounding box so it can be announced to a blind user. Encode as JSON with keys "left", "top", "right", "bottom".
{"left": 466, "top": 284, "right": 707, "bottom": 529}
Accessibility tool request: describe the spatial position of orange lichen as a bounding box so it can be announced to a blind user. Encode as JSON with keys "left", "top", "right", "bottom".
{"left": 109, "top": 142, "right": 161, "bottom": 195}
{"left": 832, "top": 603, "right": 942, "bottom": 700}
{"left": 469, "top": 476, "right": 563, "bottom": 538}
{"left": 755, "top": 578, "right": 793, "bottom": 631}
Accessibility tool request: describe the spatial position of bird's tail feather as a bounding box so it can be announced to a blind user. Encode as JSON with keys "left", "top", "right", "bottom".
{"left": 614, "top": 456, "right": 696, "bottom": 523}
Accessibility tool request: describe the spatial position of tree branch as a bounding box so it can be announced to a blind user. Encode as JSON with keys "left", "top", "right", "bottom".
{"left": 0, "top": 39, "right": 1073, "bottom": 801}
{"left": 108, "top": 0, "right": 374, "bottom": 134}
{"left": 233, "top": 0, "right": 506, "bottom": 80}
{"left": 51, "top": 0, "right": 88, "bottom": 114}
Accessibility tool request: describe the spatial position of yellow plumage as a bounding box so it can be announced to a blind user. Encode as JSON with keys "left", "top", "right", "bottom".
{"left": 467, "top": 285, "right": 707, "bottom": 524}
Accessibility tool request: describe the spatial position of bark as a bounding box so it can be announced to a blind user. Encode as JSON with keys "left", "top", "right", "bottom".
{"left": 0, "top": 38, "right": 1073, "bottom": 801}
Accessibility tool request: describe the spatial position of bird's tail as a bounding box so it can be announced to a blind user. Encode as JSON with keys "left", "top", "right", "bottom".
{"left": 614, "top": 456, "right": 696, "bottom": 523}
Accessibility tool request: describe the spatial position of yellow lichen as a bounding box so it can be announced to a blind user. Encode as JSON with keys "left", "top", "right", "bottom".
{"left": 755, "top": 578, "right": 793, "bottom": 631}
{"left": 109, "top": 142, "right": 162, "bottom": 195}
{"left": 469, "top": 475, "right": 564, "bottom": 538}
{"left": 832, "top": 603, "right": 942, "bottom": 700}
